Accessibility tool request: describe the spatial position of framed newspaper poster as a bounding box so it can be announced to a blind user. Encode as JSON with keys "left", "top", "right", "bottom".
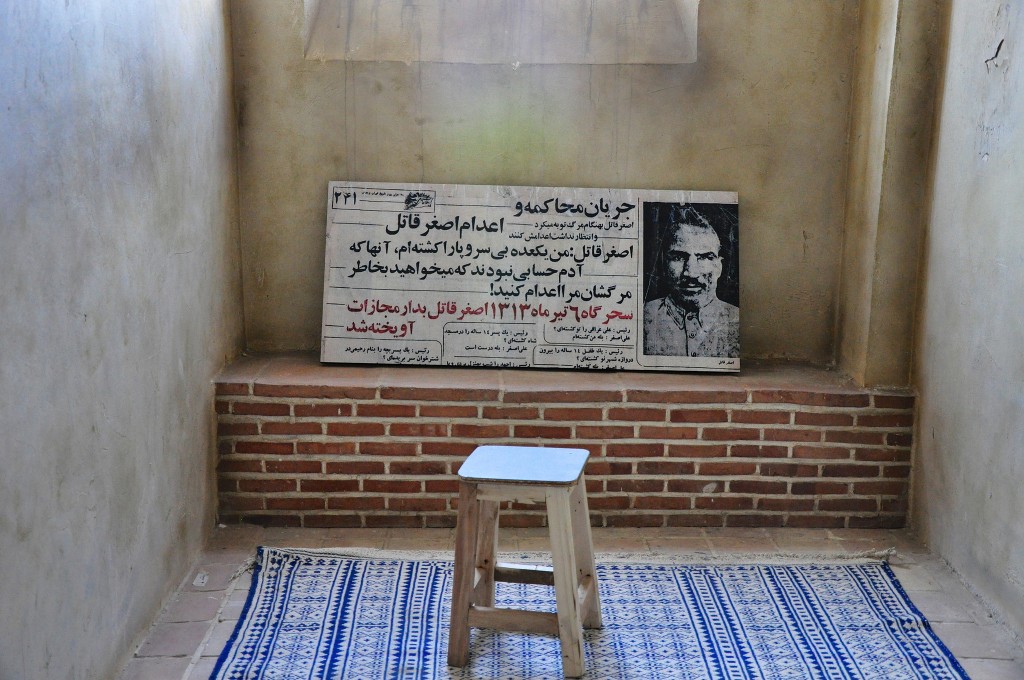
{"left": 321, "top": 182, "right": 739, "bottom": 372}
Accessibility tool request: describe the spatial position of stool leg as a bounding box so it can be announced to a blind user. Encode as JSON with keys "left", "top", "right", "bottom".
{"left": 547, "top": 487, "right": 585, "bottom": 678}
{"left": 474, "top": 500, "right": 500, "bottom": 607}
{"left": 448, "top": 481, "right": 480, "bottom": 667}
{"left": 570, "top": 478, "right": 602, "bottom": 629}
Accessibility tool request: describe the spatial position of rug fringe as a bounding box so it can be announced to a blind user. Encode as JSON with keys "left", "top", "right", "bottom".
{"left": 255, "top": 546, "right": 896, "bottom": 566}
{"left": 231, "top": 554, "right": 257, "bottom": 581}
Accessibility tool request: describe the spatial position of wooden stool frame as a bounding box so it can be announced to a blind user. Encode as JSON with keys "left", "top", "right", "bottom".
{"left": 447, "top": 447, "right": 602, "bottom": 678}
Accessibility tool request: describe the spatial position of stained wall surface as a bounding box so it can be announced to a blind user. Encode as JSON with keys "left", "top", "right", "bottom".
{"left": 837, "top": 0, "right": 943, "bottom": 388}
{"left": 233, "top": 0, "right": 859, "bottom": 363}
{"left": 913, "top": 1, "right": 1024, "bottom": 638}
{"left": 0, "top": 2, "right": 243, "bottom": 678}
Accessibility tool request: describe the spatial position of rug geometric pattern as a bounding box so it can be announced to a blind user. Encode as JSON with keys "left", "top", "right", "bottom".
{"left": 211, "top": 547, "right": 969, "bottom": 679}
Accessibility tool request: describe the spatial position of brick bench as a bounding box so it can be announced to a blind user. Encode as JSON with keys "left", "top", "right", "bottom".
{"left": 215, "top": 353, "right": 914, "bottom": 530}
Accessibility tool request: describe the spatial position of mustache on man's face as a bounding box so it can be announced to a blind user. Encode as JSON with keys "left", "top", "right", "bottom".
{"left": 676, "top": 274, "right": 710, "bottom": 291}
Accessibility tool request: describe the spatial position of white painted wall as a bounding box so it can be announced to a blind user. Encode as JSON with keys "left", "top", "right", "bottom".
{"left": 0, "top": 1, "right": 242, "bottom": 678}
{"left": 914, "top": 0, "right": 1024, "bottom": 638}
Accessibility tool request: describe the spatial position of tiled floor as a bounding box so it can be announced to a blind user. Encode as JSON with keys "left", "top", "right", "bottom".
{"left": 117, "top": 527, "right": 1024, "bottom": 680}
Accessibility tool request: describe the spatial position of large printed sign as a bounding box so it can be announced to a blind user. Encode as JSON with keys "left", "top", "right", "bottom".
{"left": 321, "top": 182, "right": 739, "bottom": 372}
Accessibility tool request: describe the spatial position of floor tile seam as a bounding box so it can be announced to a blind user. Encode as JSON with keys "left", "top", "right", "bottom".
{"left": 646, "top": 538, "right": 715, "bottom": 551}
{"left": 931, "top": 623, "right": 1024, "bottom": 662}
{"left": 180, "top": 565, "right": 247, "bottom": 679}
{"left": 933, "top": 638, "right": 1020, "bottom": 662}
{"left": 126, "top": 553, "right": 225, "bottom": 667}
{"left": 959, "top": 657, "right": 1024, "bottom": 677}
{"left": 926, "top": 556, "right": 1024, "bottom": 656}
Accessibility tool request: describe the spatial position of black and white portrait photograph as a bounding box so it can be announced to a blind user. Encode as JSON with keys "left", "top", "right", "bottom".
{"left": 642, "top": 202, "right": 740, "bottom": 359}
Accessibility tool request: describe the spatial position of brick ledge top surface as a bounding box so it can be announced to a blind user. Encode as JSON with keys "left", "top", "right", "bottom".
{"left": 215, "top": 352, "right": 911, "bottom": 396}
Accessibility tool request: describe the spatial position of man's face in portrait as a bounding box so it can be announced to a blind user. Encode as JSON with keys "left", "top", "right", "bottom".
{"left": 664, "top": 223, "right": 723, "bottom": 310}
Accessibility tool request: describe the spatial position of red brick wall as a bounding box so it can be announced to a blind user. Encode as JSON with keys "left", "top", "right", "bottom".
{"left": 215, "top": 357, "right": 914, "bottom": 530}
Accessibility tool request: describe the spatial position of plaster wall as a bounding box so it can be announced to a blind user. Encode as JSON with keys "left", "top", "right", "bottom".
{"left": 232, "top": 0, "right": 859, "bottom": 362}
{"left": 913, "top": 0, "right": 1024, "bottom": 638}
{"left": 0, "top": 1, "right": 243, "bottom": 678}
{"left": 837, "top": 0, "right": 899, "bottom": 385}
{"left": 837, "top": 0, "right": 944, "bottom": 388}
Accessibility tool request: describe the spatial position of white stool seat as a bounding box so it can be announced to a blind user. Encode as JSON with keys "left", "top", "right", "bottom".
{"left": 447, "top": 445, "right": 602, "bottom": 678}
{"left": 457, "top": 445, "right": 590, "bottom": 484}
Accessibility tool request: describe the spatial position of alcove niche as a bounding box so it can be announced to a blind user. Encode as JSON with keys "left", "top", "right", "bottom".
{"left": 217, "top": 0, "right": 932, "bottom": 533}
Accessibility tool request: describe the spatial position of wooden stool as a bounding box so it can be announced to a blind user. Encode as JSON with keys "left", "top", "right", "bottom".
{"left": 447, "top": 445, "right": 602, "bottom": 678}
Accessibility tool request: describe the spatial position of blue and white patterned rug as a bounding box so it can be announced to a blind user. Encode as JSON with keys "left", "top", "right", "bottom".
{"left": 211, "top": 547, "right": 969, "bottom": 679}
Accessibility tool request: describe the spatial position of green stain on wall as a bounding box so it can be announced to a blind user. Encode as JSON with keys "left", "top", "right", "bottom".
{"left": 437, "top": 96, "right": 570, "bottom": 184}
